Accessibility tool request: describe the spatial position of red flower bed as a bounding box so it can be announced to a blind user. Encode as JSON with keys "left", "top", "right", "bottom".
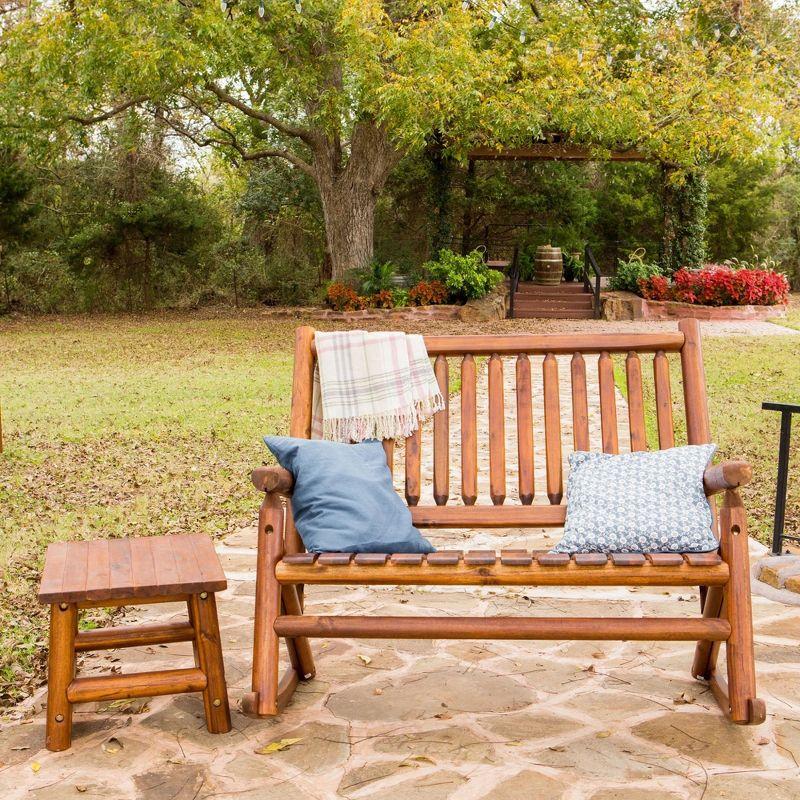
{"left": 639, "top": 266, "right": 789, "bottom": 307}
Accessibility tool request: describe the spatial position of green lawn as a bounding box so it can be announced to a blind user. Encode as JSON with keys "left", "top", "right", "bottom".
{"left": 1, "top": 310, "right": 798, "bottom": 705}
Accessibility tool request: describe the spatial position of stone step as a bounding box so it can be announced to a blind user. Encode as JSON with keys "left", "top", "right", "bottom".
{"left": 514, "top": 298, "right": 594, "bottom": 309}
{"left": 513, "top": 308, "right": 596, "bottom": 319}
{"left": 515, "top": 282, "right": 588, "bottom": 295}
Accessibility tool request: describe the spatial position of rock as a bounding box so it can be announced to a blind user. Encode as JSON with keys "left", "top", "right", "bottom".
{"left": 459, "top": 285, "right": 509, "bottom": 322}
{"left": 703, "top": 773, "right": 800, "bottom": 800}
{"left": 372, "top": 725, "right": 496, "bottom": 764}
{"left": 326, "top": 667, "right": 534, "bottom": 722}
{"left": 479, "top": 710, "right": 581, "bottom": 742}
{"left": 250, "top": 721, "right": 350, "bottom": 775}
{"left": 361, "top": 769, "right": 466, "bottom": 800}
{"left": 564, "top": 690, "right": 661, "bottom": 723}
{"left": 589, "top": 790, "right": 684, "bottom": 800}
{"left": 134, "top": 763, "right": 206, "bottom": 800}
{"left": 337, "top": 761, "right": 410, "bottom": 797}
{"left": 482, "top": 769, "right": 566, "bottom": 800}
{"left": 536, "top": 732, "right": 691, "bottom": 781}
{"left": 632, "top": 713, "right": 765, "bottom": 768}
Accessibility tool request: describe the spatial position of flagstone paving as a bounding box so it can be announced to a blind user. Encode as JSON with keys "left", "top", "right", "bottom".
{"left": 2, "top": 354, "right": 800, "bottom": 799}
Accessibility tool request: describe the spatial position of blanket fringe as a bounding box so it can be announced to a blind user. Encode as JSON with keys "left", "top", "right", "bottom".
{"left": 323, "top": 392, "right": 445, "bottom": 443}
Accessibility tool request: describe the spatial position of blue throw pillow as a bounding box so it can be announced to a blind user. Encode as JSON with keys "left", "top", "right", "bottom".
{"left": 553, "top": 444, "right": 719, "bottom": 554}
{"left": 263, "top": 436, "right": 434, "bottom": 554}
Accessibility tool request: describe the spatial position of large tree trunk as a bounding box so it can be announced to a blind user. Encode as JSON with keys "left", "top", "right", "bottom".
{"left": 313, "top": 120, "right": 398, "bottom": 281}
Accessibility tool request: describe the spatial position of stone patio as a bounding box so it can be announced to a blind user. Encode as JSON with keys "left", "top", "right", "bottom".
{"left": 2, "top": 346, "right": 800, "bottom": 799}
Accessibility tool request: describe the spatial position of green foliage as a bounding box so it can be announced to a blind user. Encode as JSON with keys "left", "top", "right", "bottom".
{"left": 609, "top": 252, "right": 663, "bottom": 293}
{"left": 0, "top": 249, "right": 75, "bottom": 313}
{"left": 355, "top": 260, "right": 397, "bottom": 295}
{"left": 391, "top": 288, "right": 410, "bottom": 308}
{"left": 423, "top": 249, "right": 503, "bottom": 302}
{"left": 661, "top": 169, "right": 708, "bottom": 273}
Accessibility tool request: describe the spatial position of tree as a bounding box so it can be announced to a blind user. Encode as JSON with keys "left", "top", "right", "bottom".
{"left": 0, "top": 148, "right": 36, "bottom": 308}
{"left": 2, "top": 0, "right": 798, "bottom": 279}
{"left": 1, "top": 1, "right": 508, "bottom": 279}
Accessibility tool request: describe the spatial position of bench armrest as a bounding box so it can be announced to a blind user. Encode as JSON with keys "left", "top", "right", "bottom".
{"left": 251, "top": 465, "right": 294, "bottom": 494}
{"left": 703, "top": 461, "right": 752, "bottom": 496}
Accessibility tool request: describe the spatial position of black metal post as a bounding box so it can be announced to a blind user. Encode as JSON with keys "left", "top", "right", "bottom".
{"left": 762, "top": 402, "right": 800, "bottom": 554}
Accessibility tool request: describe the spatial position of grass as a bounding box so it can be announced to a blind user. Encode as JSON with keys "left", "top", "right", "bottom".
{"left": 613, "top": 334, "right": 800, "bottom": 546}
{"left": 1, "top": 309, "right": 798, "bottom": 706}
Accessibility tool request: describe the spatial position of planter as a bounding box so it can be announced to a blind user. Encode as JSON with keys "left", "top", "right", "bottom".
{"left": 601, "top": 290, "right": 788, "bottom": 322}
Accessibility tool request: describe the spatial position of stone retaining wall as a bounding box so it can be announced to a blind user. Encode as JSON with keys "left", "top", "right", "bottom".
{"left": 602, "top": 290, "right": 787, "bottom": 321}
{"left": 314, "top": 283, "right": 510, "bottom": 323}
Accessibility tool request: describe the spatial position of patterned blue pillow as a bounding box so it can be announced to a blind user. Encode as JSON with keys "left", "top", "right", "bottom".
{"left": 553, "top": 444, "right": 718, "bottom": 554}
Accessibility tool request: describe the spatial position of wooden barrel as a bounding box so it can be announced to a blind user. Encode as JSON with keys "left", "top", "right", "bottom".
{"left": 534, "top": 245, "right": 563, "bottom": 285}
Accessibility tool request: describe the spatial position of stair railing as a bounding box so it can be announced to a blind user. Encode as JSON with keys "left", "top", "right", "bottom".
{"left": 507, "top": 245, "right": 520, "bottom": 319}
{"left": 583, "top": 245, "right": 602, "bottom": 319}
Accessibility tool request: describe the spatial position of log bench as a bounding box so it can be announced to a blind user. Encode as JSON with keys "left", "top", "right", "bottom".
{"left": 38, "top": 533, "right": 232, "bottom": 751}
{"left": 245, "top": 321, "right": 765, "bottom": 725}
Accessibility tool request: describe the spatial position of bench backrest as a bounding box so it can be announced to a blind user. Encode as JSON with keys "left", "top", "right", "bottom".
{"left": 288, "top": 320, "right": 710, "bottom": 531}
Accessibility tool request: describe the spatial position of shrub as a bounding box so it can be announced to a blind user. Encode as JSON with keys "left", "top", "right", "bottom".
{"left": 672, "top": 265, "right": 789, "bottom": 306}
{"left": 326, "top": 282, "right": 362, "bottom": 311}
{"left": 409, "top": 280, "right": 448, "bottom": 306}
{"left": 371, "top": 289, "right": 395, "bottom": 309}
{"left": 638, "top": 274, "right": 671, "bottom": 300}
{"left": 391, "top": 288, "right": 409, "bottom": 308}
{"left": 609, "top": 251, "right": 663, "bottom": 293}
{"left": 355, "top": 260, "right": 397, "bottom": 295}
{"left": 423, "top": 249, "right": 503, "bottom": 303}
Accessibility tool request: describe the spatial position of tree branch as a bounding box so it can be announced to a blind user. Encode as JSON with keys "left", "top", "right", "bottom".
{"left": 204, "top": 82, "right": 318, "bottom": 148}
{"left": 65, "top": 95, "right": 148, "bottom": 125}
{"left": 159, "top": 109, "right": 315, "bottom": 177}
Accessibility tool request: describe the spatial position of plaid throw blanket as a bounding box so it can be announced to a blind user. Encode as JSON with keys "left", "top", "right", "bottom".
{"left": 311, "top": 330, "right": 444, "bottom": 442}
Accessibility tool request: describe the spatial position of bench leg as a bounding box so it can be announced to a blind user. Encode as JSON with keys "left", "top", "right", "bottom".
{"left": 45, "top": 602, "right": 77, "bottom": 752}
{"left": 691, "top": 585, "right": 724, "bottom": 679}
{"left": 246, "top": 495, "right": 284, "bottom": 717}
{"left": 190, "top": 592, "right": 231, "bottom": 734}
{"left": 719, "top": 491, "right": 764, "bottom": 724}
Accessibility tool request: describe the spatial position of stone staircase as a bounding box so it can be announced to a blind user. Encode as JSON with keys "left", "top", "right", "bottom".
{"left": 511, "top": 281, "right": 596, "bottom": 319}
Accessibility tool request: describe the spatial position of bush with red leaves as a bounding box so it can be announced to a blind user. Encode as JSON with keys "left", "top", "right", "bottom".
{"left": 370, "top": 289, "right": 395, "bottom": 309}
{"left": 638, "top": 274, "right": 671, "bottom": 301}
{"left": 638, "top": 266, "right": 789, "bottom": 307}
{"left": 408, "top": 280, "right": 448, "bottom": 306}
{"left": 326, "top": 283, "right": 368, "bottom": 311}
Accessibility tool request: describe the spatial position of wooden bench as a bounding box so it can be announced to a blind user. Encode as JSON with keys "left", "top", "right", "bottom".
{"left": 38, "top": 534, "right": 232, "bottom": 751}
{"left": 245, "top": 320, "right": 764, "bottom": 725}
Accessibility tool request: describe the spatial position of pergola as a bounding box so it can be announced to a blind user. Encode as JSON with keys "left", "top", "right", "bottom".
{"left": 462, "top": 138, "right": 655, "bottom": 266}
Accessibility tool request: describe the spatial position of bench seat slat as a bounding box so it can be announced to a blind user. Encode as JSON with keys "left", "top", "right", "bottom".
{"left": 276, "top": 556, "right": 729, "bottom": 587}
{"left": 501, "top": 550, "right": 533, "bottom": 566}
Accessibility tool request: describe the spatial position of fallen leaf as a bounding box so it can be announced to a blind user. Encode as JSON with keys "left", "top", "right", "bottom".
{"left": 399, "top": 755, "right": 436, "bottom": 767}
{"left": 76, "top": 786, "right": 88, "bottom": 794}
{"left": 102, "top": 737, "right": 123, "bottom": 754}
{"left": 673, "top": 692, "right": 696, "bottom": 705}
{"left": 357, "top": 654, "right": 372, "bottom": 666}
{"left": 506, "top": 740, "right": 522, "bottom": 746}
{"left": 30, "top": 761, "right": 41, "bottom": 773}
{"left": 548, "top": 745, "right": 567, "bottom": 752}
{"left": 592, "top": 651, "right": 605, "bottom": 659}
{"left": 255, "top": 737, "right": 303, "bottom": 755}
{"left": 596, "top": 731, "right": 612, "bottom": 739}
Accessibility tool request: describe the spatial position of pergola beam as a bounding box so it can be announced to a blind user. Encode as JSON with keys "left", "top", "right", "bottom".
{"left": 468, "top": 144, "right": 650, "bottom": 162}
